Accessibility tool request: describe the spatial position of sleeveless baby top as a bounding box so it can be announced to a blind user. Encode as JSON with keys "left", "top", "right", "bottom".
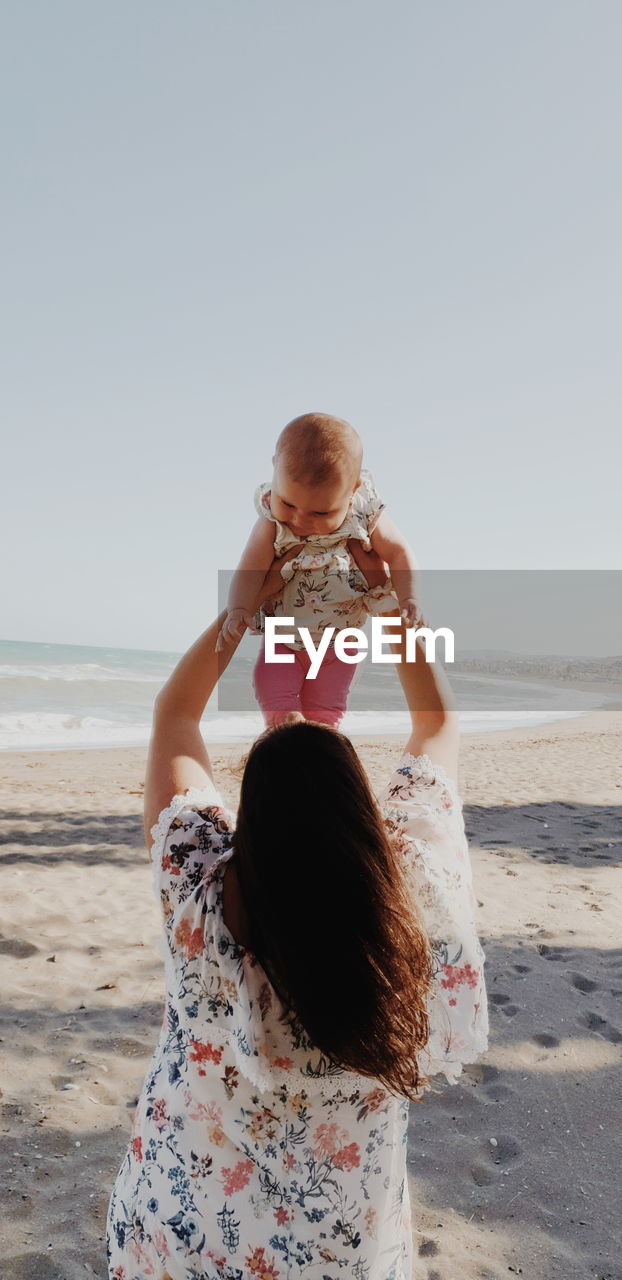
{"left": 106, "top": 752, "right": 489, "bottom": 1280}
{"left": 252, "top": 468, "right": 399, "bottom": 647}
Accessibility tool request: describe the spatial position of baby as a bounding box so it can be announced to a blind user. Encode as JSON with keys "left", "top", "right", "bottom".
{"left": 218, "top": 412, "right": 420, "bottom": 728}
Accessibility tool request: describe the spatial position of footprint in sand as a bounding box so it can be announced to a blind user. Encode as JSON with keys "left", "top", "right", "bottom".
{"left": 471, "top": 1135, "right": 522, "bottom": 1185}
{"left": 0, "top": 939, "right": 39, "bottom": 959}
{"left": 479, "top": 1134, "right": 522, "bottom": 1166}
{"left": 463, "top": 1064, "right": 500, "bottom": 1086}
{"left": 570, "top": 973, "right": 599, "bottom": 993}
{"left": 484, "top": 1084, "right": 514, "bottom": 1102}
{"left": 577, "top": 1011, "right": 622, "bottom": 1044}
{"left": 417, "top": 1239, "right": 439, "bottom": 1257}
{"left": 491, "top": 1135, "right": 522, "bottom": 1162}
{"left": 536, "top": 944, "right": 569, "bottom": 961}
{"left": 513, "top": 964, "right": 530, "bottom": 974}
{"left": 489, "top": 994, "right": 520, "bottom": 1016}
{"left": 579, "top": 1011, "right": 607, "bottom": 1031}
{"left": 463, "top": 1063, "right": 515, "bottom": 1103}
{"left": 532, "top": 1032, "right": 560, "bottom": 1048}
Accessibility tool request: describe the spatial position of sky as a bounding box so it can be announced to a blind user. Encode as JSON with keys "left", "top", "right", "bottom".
{"left": 1, "top": 0, "right": 621, "bottom": 652}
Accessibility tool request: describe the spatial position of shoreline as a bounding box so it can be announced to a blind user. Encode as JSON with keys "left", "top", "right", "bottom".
{"left": 1, "top": 707, "right": 621, "bottom": 821}
{"left": 1, "top": 703, "right": 615, "bottom": 757}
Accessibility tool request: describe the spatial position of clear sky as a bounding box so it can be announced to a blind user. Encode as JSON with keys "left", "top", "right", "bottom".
{"left": 2, "top": 1, "right": 620, "bottom": 651}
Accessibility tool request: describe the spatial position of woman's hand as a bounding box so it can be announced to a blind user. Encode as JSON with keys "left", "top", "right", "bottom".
{"left": 257, "top": 544, "right": 304, "bottom": 607}
{"left": 347, "top": 539, "right": 390, "bottom": 590}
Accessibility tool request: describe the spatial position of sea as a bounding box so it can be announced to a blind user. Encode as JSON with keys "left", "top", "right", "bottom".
{"left": 0, "top": 638, "right": 614, "bottom": 752}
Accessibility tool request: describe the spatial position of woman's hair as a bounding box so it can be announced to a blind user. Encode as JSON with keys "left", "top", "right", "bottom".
{"left": 232, "top": 721, "right": 434, "bottom": 1100}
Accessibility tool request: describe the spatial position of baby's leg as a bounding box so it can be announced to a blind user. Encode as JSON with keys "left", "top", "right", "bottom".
{"left": 253, "top": 642, "right": 307, "bottom": 727}
{"left": 301, "top": 646, "right": 360, "bottom": 728}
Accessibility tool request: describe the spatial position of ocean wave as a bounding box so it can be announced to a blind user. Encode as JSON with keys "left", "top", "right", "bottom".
{"left": 0, "top": 708, "right": 585, "bottom": 752}
{"left": 0, "top": 712, "right": 154, "bottom": 751}
{"left": 0, "top": 664, "right": 165, "bottom": 683}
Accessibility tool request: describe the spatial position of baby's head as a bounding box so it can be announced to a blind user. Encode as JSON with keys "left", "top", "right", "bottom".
{"left": 271, "top": 412, "right": 362, "bottom": 537}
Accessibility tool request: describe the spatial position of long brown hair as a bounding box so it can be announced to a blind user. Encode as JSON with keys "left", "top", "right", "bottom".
{"left": 232, "top": 721, "right": 434, "bottom": 1099}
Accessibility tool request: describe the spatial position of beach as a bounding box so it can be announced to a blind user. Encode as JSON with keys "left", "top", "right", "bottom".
{"left": 1, "top": 711, "right": 620, "bottom": 1280}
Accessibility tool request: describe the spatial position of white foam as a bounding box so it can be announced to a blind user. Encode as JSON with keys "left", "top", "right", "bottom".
{"left": 0, "top": 707, "right": 586, "bottom": 752}
{"left": 0, "top": 663, "right": 163, "bottom": 683}
{"left": 0, "top": 713, "right": 153, "bottom": 751}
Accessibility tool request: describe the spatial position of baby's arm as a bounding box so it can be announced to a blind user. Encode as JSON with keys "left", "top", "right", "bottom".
{"left": 217, "top": 517, "right": 277, "bottom": 649}
{"left": 370, "top": 512, "right": 421, "bottom": 626}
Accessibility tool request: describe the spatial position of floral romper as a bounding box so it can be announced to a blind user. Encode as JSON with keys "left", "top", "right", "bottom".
{"left": 106, "top": 754, "right": 489, "bottom": 1280}
{"left": 251, "top": 468, "right": 398, "bottom": 645}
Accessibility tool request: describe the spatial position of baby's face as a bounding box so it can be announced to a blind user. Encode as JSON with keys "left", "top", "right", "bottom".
{"left": 270, "top": 462, "right": 358, "bottom": 538}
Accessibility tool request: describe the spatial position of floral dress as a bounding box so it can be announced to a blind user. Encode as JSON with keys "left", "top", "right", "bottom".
{"left": 252, "top": 468, "right": 399, "bottom": 648}
{"left": 106, "top": 754, "right": 488, "bottom": 1280}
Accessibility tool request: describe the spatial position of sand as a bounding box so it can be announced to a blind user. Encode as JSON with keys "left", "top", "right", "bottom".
{"left": 0, "top": 711, "right": 620, "bottom": 1280}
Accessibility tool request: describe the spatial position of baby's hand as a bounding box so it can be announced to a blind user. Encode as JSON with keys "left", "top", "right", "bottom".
{"left": 216, "top": 609, "right": 256, "bottom": 651}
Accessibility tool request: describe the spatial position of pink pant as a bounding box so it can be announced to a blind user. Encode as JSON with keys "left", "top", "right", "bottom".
{"left": 253, "top": 642, "right": 360, "bottom": 728}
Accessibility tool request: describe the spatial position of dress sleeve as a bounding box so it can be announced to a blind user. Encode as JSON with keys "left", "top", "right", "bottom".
{"left": 347, "top": 468, "right": 386, "bottom": 547}
{"left": 359, "top": 468, "right": 386, "bottom": 535}
{"left": 379, "top": 752, "right": 489, "bottom": 1087}
{"left": 253, "top": 481, "right": 296, "bottom": 558}
{"left": 150, "top": 778, "right": 235, "bottom": 936}
{"left": 254, "top": 481, "right": 275, "bottom": 521}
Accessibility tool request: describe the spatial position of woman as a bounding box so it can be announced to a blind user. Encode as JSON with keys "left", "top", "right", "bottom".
{"left": 106, "top": 559, "right": 489, "bottom": 1280}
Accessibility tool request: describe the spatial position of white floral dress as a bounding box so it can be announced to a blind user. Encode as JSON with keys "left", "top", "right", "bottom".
{"left": 252, "top": 468, "right": 399, "bottom": 648}
{"left": 106, "top": 754, "right": 488, "bottom": 1280}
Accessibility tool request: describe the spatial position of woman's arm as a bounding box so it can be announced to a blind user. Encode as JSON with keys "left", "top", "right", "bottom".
{"left": 218, "top": 516, "right": 278, "bottom": 648}
{"left": 144, "top": 550, "right": 301, "bottom": 845}
{"left": 370, "top": 512, "right": 420, "bottom": 625}
{"left": 350, "top": 544, "right": 459, "bottom": 783}
{"left": 143, "top": 612, "right": 237, "bottom": 846}
{"left": 394, "top": 623, "right": 459, "bottom": 784}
